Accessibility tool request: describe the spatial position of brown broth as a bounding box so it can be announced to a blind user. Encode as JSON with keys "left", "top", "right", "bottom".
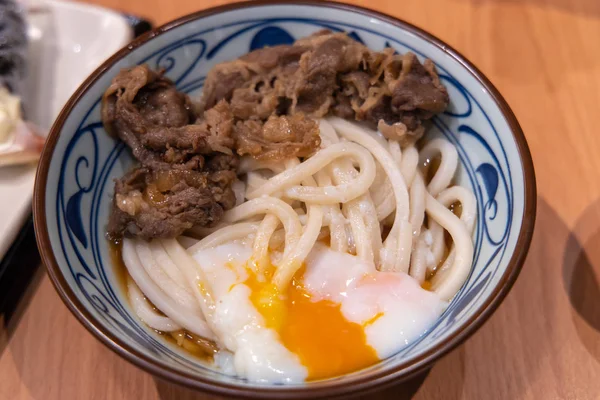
{"left": 318, "top": 228, "right": 331, "bottom": 247}
{"left": 449, "top": 201, "right": 463, "bottom": 219}
{"left": 158, "top": 330, "right": 218, "bottom": 359}
{"left": 421, "top": 280, "right": 432, "bottom": 291}
{"left": 109, "top": 239, "right": 127, "bottom": 294}
{"left": 423, "top": 153, "right": 441, "bottom": 183}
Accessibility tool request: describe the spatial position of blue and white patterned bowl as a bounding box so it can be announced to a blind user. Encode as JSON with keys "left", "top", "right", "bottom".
{"left": 33, "top": 2, "right": 536, "bottom": 398}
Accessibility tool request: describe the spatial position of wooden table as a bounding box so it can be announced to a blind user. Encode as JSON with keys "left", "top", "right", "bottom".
{"left": 2, "top": 0, "right": 600, "bottom": 399}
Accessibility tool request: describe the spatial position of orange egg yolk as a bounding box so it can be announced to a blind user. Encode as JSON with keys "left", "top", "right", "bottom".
{"left": 243, "top": 263, "right": 379, "bottom": 380}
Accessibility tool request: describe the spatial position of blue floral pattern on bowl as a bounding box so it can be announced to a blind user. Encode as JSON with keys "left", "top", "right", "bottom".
{"left": 38, "top": 3, "right": 532, "bottom": 392}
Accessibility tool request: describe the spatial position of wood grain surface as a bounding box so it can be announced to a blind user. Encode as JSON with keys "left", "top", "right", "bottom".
{"left": 2, "top": 0, "right": 600, "bottom": 399}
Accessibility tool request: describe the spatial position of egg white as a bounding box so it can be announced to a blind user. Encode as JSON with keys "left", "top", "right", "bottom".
{"left": 190, "top": 240, "right": 446, "bottom": 382}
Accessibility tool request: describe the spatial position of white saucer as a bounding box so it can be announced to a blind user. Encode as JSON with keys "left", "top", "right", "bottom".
{"left": 0, "top": 0, "right": 132, "bottom": 260}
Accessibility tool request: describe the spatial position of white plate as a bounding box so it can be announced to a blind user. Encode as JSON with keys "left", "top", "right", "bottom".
{"left": 0, "top": 0, "right": 132, "bottom": 260}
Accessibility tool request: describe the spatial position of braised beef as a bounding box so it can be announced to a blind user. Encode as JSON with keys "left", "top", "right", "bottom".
{"left": 200, "top": 31, "right": 448, "bottom": 140}
{"left": 107, "top": 158, "right": 237, "bottom": 240}
{"left": 102, "top": 65, "right": 238, "bottom": 240}
{"left": 234, "top": 114, "right": 320, "bottom": 161}
{"left": 102, "top": 65, "right": 235, "bottom": 170}
{"left": 104, "top": 31, "right": 449, "bottom": 240}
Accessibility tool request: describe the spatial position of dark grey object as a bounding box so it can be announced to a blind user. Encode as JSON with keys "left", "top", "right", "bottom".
{"left": 0, "top": 0, "right": 27, "bottom": 95}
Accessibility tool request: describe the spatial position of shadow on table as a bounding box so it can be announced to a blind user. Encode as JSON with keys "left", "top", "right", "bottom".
{"left": 562, "top": 199, "right": 600, "bottom": 362}
{"left": 0, "top": 217, "right": 43, "bottom": 356}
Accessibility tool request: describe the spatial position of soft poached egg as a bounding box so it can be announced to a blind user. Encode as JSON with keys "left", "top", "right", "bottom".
{"left": 191, "top": 240, "right": 446, "bottom": 383}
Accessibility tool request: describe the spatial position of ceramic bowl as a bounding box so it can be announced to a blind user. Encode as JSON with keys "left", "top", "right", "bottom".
{"left": 33, "top": 1, "right": 536, "bottom": 398}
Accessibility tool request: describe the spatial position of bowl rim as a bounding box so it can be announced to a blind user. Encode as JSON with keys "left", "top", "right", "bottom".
{"left": 33, "top": 1, "right": 537, "bottom": 398}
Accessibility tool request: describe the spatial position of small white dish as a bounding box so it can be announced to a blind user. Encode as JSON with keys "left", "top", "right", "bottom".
{"left": 0, "top": 0, "right": 131, "bottom": 260}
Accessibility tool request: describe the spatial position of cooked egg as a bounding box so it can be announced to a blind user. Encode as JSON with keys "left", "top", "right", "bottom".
{"left": 190, "top": 240, "right": 446, "bottom": 383}
{"left": 191, "top": 241, "right": 307, "bottom": 384}
{"left": 303, "top": 244, "right": 447, "bottom": 358}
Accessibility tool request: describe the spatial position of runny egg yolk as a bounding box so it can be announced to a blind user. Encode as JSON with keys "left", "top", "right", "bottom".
{"left": 243, "top": 263, "right": 379, "bottom": 380}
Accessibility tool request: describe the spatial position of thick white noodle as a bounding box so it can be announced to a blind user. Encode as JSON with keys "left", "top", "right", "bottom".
{"left": 389, "top": 140, "right": 402, "bottom": 165}
{"left": 253, "top": 158, "right": 307, "bottom": 271}
{"left": 247, "top": 142, "right": 376, "bottom": 204}
{"left": 409, "top": 235, "right": 429, "bottom": 284}
{"left": 400, "top": 145, "right": 419, "bottom": 187}
{"left": 321, "top": 119, "right": 375, "bottom": 260}
{"left": 149, "top": 241, "right": 188, "bottom": 288}
{"left": 419, "top": 139, "right": 458, "bottom": 197}
{"left": 272, "top": 158, "right": 324, "bottom": 288}
{"left": 134, "top": 240, "right": 199, "bottom": 312}
{"left": 425, "top": 194, "right": 474, "bottom": 301}
{"left": 187, "top": 222, "right": 259, "bottom": 253}
{"left": 274, "top": 205, "right": 324, "bottom": 289}
{"left": 370, "top": 163, "right": 393, "bottom": 217}
{"left": 160, "top": 238, "right": 223, "bottom": 336}
{"left": 222, "top": 197, "right": 303, "bottom": 253}
{"left": 328, "top": 117, "right": 412, "bottom": 272}
{"left": 327, "top": 157, "right": 373, "bottom": 260}
{"left": 252, "top": 215, "right": 280, "bottom": 269}
{"left": 437, "top": 186, "right": 477, "bottom": 233}
{"left": 374, "top": 184, "right": 395, "bottom": 221}
{"left": 268, "top": 229, "right": 286, "bottom": 250}
{"left": 345, "top": 200, "right": 371, "bottom": 259}
{"left": 429, "top": 186, "right": 478, "bottom": 281}
{"left": 315, "top": 170, "right": 347, "bottom": 253}
{"left": 358, "top": 193, "right": 382, "bottom": 264}
{"left": 427, "top": 220, "right": 446, "bottom": 272}
{"left": 123, "top": 239, "right": 214, "bottom": 339}
{"left": 127, "top": 278, "right": 181, "bottom": 332}
{"left": 320, "top": 120, "right": 359, "bottom": 255}
{"left": 409, "top": 172, "right": 426, "bottom": 239}
{"left": 376, "top": 144, "right": 419, "bottom": 222}
{"left": 324, "top": 122, "right": 373, "bottom": 261}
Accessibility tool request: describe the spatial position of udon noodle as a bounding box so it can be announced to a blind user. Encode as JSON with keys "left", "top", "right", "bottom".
{"left": 121, "top": 117, "right": 476, "bottom": 376}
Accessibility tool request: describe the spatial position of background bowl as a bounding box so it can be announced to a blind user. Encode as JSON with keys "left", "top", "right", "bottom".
{"left": 33, "top": 1, "right": 536, "bottom": 398}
